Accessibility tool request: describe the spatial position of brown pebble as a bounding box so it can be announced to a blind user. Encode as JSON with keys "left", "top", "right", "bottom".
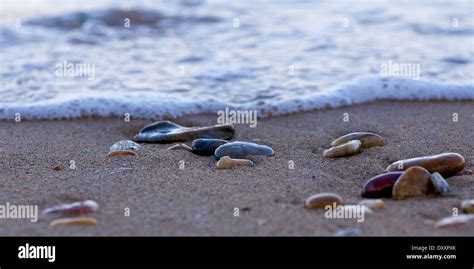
{"left": 49, "top": 217, "right": 98, "bottom": 227}
{"left": 304, "top": 193, "right": 343, "bottom": 209}
{"left": 392, "top": 166, "right": 432, "bottom": 200}
{"left": 53, "top": 165, "right": 61, "bottom": 171}
{"left": 461, "top": 199, "right": 474, "bottom": 214}
{"left": 435, "top": 215, "right": 474, "bottom": 228}
{"left": 216, "top": 156, "right": 254, "bottom": 169}
{"left": 386, "top": 152, "right": 465, "bottom": 178}
{"left": 358, "top": 199, "right": 385, "bottom": 209}
{"left": 323, "top": 140, "right": 361, "bottom": 158}
{"left": 167, "top": 143, "right": 193, "bottom": 152}
{"left": 106, "top": 150, "right": 138, "bottom": 157}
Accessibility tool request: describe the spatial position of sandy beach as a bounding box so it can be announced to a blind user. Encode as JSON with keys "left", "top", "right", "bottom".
{"left": 0, "top": 100, "right": 473, "bottom": 236}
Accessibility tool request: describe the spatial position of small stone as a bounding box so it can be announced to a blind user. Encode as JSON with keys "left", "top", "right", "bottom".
{"left": 323, "top": 140, "right": 361, "bottom": 158}
{"left": 386, "top": 152, "right": 465, "bottom": 178}
{"left": 49, "top": 217, "right": 98, "bottom": 227}
{"left": 461, "top": 199, "right": 474, "bottom": 214}
{"left": 192, "top": 138, "right": 228, "bottom": 156}
{"left": 333, "top": 227, "right": 361, "bottom": 236}
{"left": 304, "top": 193, "right": 343, "bottom": 209}
{"left": 435, "top": 215, "right": 474, "bottom": 228}
{"left": 42, "top": 200, "right": 99, "bottom": 216}
{"left": 331, "top": 132, "right": 384, "bottom": 148}
{"left": 358, "top": 199, "right": 385, "bottom": 209}
{"left": 392, "top": 166, "right": 432, "bottom": 200}
{"left": 133, "top": 121, "right": 234, "bottom": 143}
{"left": 361, "top": 172, "right": 403, "bottom": 198}
{"left": 107, "top": 150, "right": 138, "bottom": 157}
{"left": 358, "top": 205, "right": 374, "bottom": 214}
{"left": 53, "top": 165, "right": 61, "bottom": 171}
{"left": 430, "top": 172, "right": 451, "bottom": 195}
{"left": 340, "top": 205, "right": 373, "bottom": 214}
{"left": 216, "top": 156, "right": 254, "bottom": 169}
{"left": 167, "top": 143, "right": 193, "bottom": 152}
{"left": 109, "top": 140, "right": 141, "bottom": 152}
{"left": 214, "top": 142, "right": 274, "bottom": 160}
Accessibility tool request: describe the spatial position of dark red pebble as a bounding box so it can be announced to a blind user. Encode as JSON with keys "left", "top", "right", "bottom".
{"left": 361, "top": 172, "right": 403, "bottom": 198}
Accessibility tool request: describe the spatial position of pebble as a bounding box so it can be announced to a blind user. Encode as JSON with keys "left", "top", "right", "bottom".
{"left": 358, "top": 199, "right": 385, "bottom": 209}
{"left": 192, "top": 138, "right": 228, "bottom": 156}
{"left": 435, "top": 215, "right": 474, "bottom": 228}
{"left": 333, "top": 227, "right": 362, "bottom": 236}
{"left": 386, "top": 152, "right": 465, "bottom": 178}
{"left": 133, "top": 120, "right": 234, "bottom": 143}
{"left": 461, "top": 199, "right": 474, "bottom": 214}
{"left": 42, "top": 200, "right": 99, "bottom": 216}
{"left": 331, "top": 132, "right": 384, "bottom": 148}
{"left": 341, "top": 205, "right": 374, "bottom": 214}
{"left": 167, "top": 143, "right": 193, "bottom": 152}
{"left": 49, "top": 217, "right": 98, "bottom": 227}
{"left": 361, "top": 172, "right": 403, "bottom": 198}
{"left": 53, "top": 164, "right": 61, "bottom": 171}
{"left": 106, "top": 150, "right": 138, "bottom": 157}
{"left": 392, "top": 166, "right": 432, "bottom": 200}
{"left": 109, "top": 140, "right": 141, "bottom": 152}
{"left": 304, "top": 193, "right": 343, "bottom": 209}
{"left": 358, "top": 205, "right": 374, "bottom": 214}
{"left": 430, "top": 172, "right": 451, "bottom": 195}
{"left": 214, "top": 141, "right": 274, "bottom": 160}
{"left": 216, "top": 156, "right": 254, "bottom": 169}
{"left": 323, "top": 140, "right": 361, "bottom": 158}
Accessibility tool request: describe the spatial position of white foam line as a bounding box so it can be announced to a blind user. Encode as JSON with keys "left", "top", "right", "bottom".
{"left": 1, "top": 76, "right": 473, "bottom": 120}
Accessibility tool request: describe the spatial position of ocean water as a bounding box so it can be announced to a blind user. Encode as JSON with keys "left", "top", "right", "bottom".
{"left": 0, "top": 0, "right": 473, "bottom": 120}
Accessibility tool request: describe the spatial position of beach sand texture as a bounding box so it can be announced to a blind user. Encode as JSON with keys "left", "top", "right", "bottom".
{"left": 0, "top": 101, "right": 473, "bottom": 236}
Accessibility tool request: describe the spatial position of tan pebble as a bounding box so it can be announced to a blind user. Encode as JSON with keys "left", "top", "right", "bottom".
{"left": 216, "top": 156, "right": 254, "bottom": 169}
{"left": 167, "top": 143, "right": 193, "bottom": 152}
{"left": 106, "top": 150, "right": 138, "bottom": 157}
{"left": 461, "top": 199, "right": 474, "bottom": 214}
{"left": 53, "top": 165, "right": 61, "bottom": 171}
{"left": 435, "top": 215, "right": 474, "bottom": 228}
{"left": 323, "top": 140, "right": 361, "bottom": 158}
{"left": 304, "top": 192, "right": 343, "bottom": 209}
{"left": 331, "top": 132, "right": 384, "bottom": 148}
{"left": 358, "top": 199, "right": 385, "bottom": 209}
{"left": 392, "top": 166, "right": 432, "bottom": 200}
{"left": 49, "top": 217, "right": 97, "bottom": 227}
{"left": 386, "top": 152, "right": 465, "bottom": 178}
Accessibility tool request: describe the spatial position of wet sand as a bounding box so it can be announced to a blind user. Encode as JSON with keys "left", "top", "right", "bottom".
{"left": 0, "top": 101, "right": 473, "bottom": 236}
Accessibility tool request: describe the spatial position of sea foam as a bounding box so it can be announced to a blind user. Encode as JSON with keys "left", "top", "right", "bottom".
{"left": 1, "top": 76, "right": 472, "bottom": 120}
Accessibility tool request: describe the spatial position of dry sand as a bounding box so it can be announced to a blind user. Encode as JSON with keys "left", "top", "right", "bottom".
{"left": 0, "top": 101, "right": 473, "bottom": 236}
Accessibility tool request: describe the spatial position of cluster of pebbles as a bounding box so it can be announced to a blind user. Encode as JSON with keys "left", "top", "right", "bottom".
{"left": 49, "top": 120, "right": 275, "bottom": 227}
{"left": 323, "top": 132, "right": 383, "bottom": 158}
{"left": 306, "top": 132, "right": 474, "bottom": 230}
{"left": 51, "top": 123, "right": 472, "bottom": 231}
{"left": 107, "top": 121, "right": 275, "bottom": 170}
